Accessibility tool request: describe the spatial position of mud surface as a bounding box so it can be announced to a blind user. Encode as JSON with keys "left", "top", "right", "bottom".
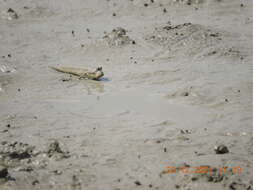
{"left": 0, "top": 0, "right": 253, "bottom": 189}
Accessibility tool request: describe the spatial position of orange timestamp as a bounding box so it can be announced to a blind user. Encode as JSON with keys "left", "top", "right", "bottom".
{"left": 165, "top": 165, "right": 243, "bottom": 175}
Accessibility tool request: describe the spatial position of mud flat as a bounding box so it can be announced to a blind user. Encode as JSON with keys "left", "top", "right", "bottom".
{"left": 0, "top": 0, "right": 253, "bottom": 189}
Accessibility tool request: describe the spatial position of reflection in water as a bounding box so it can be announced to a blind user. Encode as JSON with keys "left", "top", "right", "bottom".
{"left": 81, "top": 80, "right": 105, "bottom": 94}
{"left": 99, "top": 77, "right": 110, "bottom": 82}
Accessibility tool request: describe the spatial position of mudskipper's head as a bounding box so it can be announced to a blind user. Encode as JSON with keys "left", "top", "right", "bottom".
{"left": 94, "top": 67, "right": 104, "bottom": 80}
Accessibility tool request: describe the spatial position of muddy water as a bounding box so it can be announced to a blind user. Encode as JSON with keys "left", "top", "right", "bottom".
{"left": 42, "top": 86, "right": 212, "bottom": 131}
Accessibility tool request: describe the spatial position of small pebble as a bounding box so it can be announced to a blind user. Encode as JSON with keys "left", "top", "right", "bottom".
{"left": 134, "top": 180, "right": 142, "bottom": 186}
{"left": 214, "top": 145, "right": 229, "bottom": 154}
{"left": 53, "top": 170, "right": 62, "bottom": 175}
{"left": 183, "top": 92, "right": 189, "bottom": 96}
{"left": 32, "top": 180, "right": 39, "bottom": 186}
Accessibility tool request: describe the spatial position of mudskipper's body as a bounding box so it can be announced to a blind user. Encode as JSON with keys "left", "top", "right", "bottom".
{"left": 51, "top": 66, "right": 104, "bottom": 80}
